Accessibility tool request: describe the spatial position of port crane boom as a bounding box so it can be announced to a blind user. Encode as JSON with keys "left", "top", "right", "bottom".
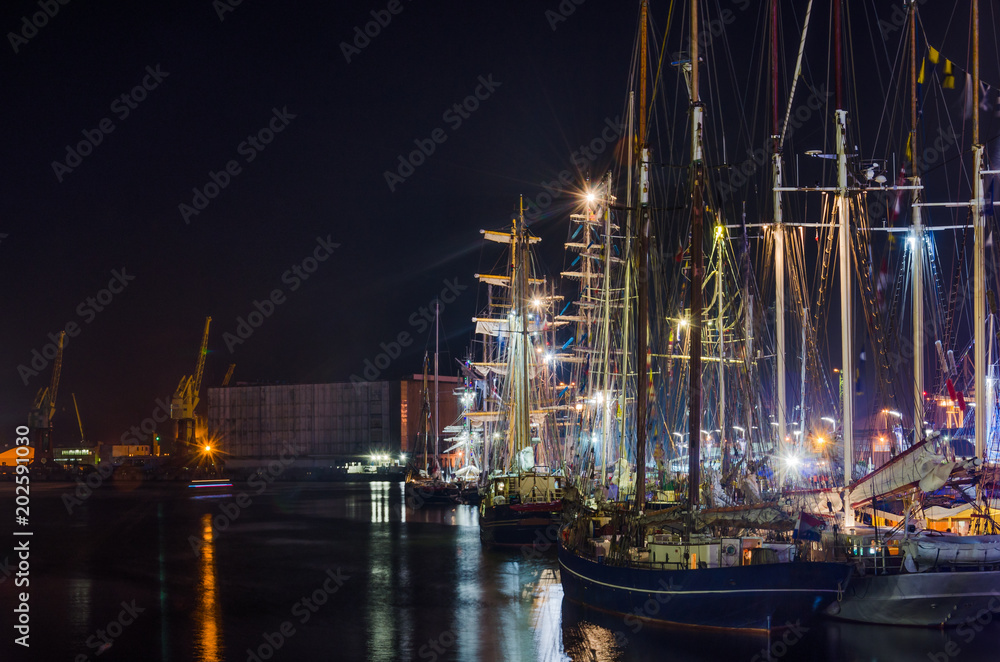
{"left": 28, "top": 331, "right": 65, "bottom": 462}
{"left": 170, "top": 316, "right": 211, "bottom": 453}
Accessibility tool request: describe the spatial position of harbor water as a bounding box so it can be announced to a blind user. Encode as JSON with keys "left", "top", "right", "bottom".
{"left": 3, "top": 481, "right": 999, "bottom": 661}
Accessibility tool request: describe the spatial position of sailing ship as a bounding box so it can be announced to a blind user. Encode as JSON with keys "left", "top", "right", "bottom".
{"left": 557, "top": 0, "right": 852, "bottom": 631}
{"left": 807, "top": 0, "right": 1000, "bottom": 626}
{"left": 473, "top": 211, "right": 564, "bottom": 548}
{"left": 404, "top": 352, "right": 460, "bottom": 505}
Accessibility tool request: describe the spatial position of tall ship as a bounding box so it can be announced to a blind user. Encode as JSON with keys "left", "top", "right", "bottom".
{"left": 473, "top": 211, "right": 564, "bottom": 548}
{"left": 404, "top": 352, "right": 460, "bottom": 505}
{"left": 557, "top": 0, "right": 852, "bottom": 631}
{"left": 800, "top": 0, "right": 1000, "bottom": 626}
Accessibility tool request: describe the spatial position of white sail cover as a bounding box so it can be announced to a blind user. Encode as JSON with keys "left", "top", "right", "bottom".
{"left": 610, "top": 458, "right": 634, "bottom": 493}
{"left": 473, "top": 317, "right": 546, "bottom": 338}
{"left": 454, "top": 465, "right": 480, "bottom": 479}
{"left": 481, "top": 229, "right": 540, "bottom": 244}
{"left": 849, "top": 440, "right": 957, "bottom": 508}
{"left": 902, "top": 532, "right": 1000, "bottom": 572}
{"left": 517, "top": 446, "right": 536, "bottom": 472}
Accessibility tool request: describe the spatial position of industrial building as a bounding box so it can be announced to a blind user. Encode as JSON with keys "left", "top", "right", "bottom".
{"left": 207, "top": 376, "right": 462, "bottom": 465}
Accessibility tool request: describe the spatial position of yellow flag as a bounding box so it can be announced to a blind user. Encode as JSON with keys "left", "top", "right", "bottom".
{"left": 918, "top": 59, "right": 926, "bottom": 85}
{"left": 928, "top": 46, "right": 940, "bottom": 64}
{"left": 944, "top": 60, "right": 955, "bottom": 89}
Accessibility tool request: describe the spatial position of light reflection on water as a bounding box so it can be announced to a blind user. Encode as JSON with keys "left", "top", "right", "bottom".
{"left": 25, "top": 483, "right": 1000, "bottom": 661}
{"left": 368, "top": 481, "right": 395, "bottom": 659}
{"left": 66, "top": 575, "right": 92, "bottom": 638}
{"left": 194, "top": 513, "right": 222, "bottom": 662}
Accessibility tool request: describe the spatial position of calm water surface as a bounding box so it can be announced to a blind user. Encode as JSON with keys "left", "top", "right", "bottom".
{"left": 2, "top": 482, "right": 998, "bottom": 661}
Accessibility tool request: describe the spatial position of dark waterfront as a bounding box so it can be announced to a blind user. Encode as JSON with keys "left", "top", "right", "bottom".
{"left": 2, "top": 481, "right": 999, "bottom": 661}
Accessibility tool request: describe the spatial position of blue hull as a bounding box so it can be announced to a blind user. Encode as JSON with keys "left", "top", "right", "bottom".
{"left": 558, "top": 543, "right": 851, "bottom": 631}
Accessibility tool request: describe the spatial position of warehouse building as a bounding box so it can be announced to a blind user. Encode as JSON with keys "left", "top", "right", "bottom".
{"left": 207, "top": 376, "right": 461, "bottom": 463}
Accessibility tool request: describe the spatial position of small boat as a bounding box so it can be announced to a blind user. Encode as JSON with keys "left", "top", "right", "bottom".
{"left": 404, "top": 475, "right": 460, "bottom": 505}
{"left": 480, "top": 470, "right": 562, "bottom": 547}
{"left": 454, "top": 465, "right": 483, "bottom": 505}
{"left": 403, "top": 352, "right": 460, "bottom": 505}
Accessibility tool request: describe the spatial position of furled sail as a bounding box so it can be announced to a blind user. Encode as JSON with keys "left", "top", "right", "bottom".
{"left": 848, "top": 439, "right": 981, "bottom": 508}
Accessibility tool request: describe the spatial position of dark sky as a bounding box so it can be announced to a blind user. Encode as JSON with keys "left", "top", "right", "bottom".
{"left": 0, "top": 1, "right": 639, "bottom": 446}
{"left": 1, "top": 1, "right": 998, "bottom": 447}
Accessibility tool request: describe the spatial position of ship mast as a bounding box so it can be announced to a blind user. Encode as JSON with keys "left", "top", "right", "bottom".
{"left": 435, "top": 301, "right": 440, "bottom": 473}
{"left": 909, "top": 0, "right": 924, "bottom": 446}
{"left": 423, "top": 353, "right": 430, "bottom": 473}
{"left": 688, "top": 0, "right": 704, "bottom": 510}
{"left": 972, "top": 0, "right": 986, "bottom": 470}
{"left": 834, "top": 0, "right": 856, "bottom": 528}
{"left": 635, "top": 0, "right": 650, "bottom": 510}
{"left": 514, "top": 202, "right": 532, "bottom": 466}
{"left": 771, "top": 0, "right": 787, "bottom": 457}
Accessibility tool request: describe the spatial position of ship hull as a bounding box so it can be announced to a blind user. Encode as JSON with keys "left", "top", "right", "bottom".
{"left": 479, "top": 501, "right": 561, "bottom": 548}
{"left": 404, "top": 480, "right": 460, "bottom": 505}
{"left": 558, "top": 543, "right": 852, "bottom": 631}
{"left": 826, "top": 569, "right": 1000, "bottom": 627}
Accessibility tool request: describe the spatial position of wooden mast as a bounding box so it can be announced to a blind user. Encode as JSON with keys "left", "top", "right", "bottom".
{"left": 688, "top": 0, "right": 704, "bottom": 510}
{"left": 833, "top": 0, "right": 855, "bottom": 527}
{"left": 910, "top": 1, "right": 924, "bottom": 446}
{"left": 771, "top": 0, "right": 787, "bottom": 460}
{"left": 972, "top": 0, "right": 986, "bottom": 471}
{"left": 635, "top": 0, "right": 649, "bottom": 510}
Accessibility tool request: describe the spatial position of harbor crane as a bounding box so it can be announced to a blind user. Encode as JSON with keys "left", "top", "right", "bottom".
{"left": 71, "top": 393, "right": 86, "bottom": 444}
{"left": 222, "top": 363, "right": 235, "bottom": 387}
{"left": 170, "top": 316, "right": 211, "bottom": 455}
{"left": 28, "top": 331, "right": 65, "bottom": 463}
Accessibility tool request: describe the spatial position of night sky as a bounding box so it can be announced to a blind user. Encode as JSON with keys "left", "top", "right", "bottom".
{"left": 1, "top": 1, "right": 998, "bottom": 447}
{"left": 0, "top": 1, "right": 641, "bottom": 446}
